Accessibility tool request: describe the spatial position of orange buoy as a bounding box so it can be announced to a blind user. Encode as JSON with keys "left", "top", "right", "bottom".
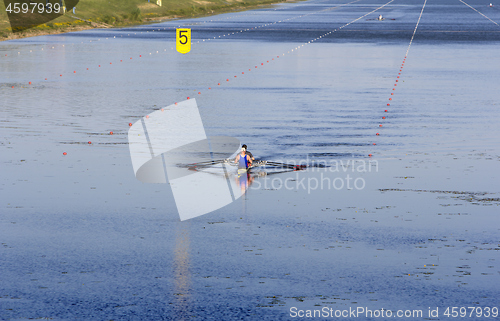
{"left": 389, "top": 98, "right": 392, "bottom": 101}
{"left": 376, "top": 133, "right": 380, "bottom": 136}
{"left": 74, "top": 71, "right": 76, "bottom": 73}
{"left": 129, "top": 123, "right": 132, "bottom": 126}
{"left": 373, "top": 143, "right": 376, "bottom": 145}
{"left": 384, "top": 110, "right": 388, "bottom": 112}
{"left": 29, "top": 82, "right": 31, "bottom": 85}
{"left": 218, "top": 83, "right": 220, "bottom": 85}
{"left": 368, "top": 154, "right": 372, "bottom": 157}
{"left": 387, "top": 103, "right": 390, "bottom": 106}
{"left": 379, "top": 124, "right": 383, "bottom": 127}
{"left": 88, "top": 141, "right": 92, "bottom": 144}
{"left": 63, "top": 152, "right": 67, "bottom": 155}
{"left": 208, "top": 87, "right": 211, "bottom": 89}
{"left": 198, "top": 92, "right": 201, "bottom": 94}
{"left": 45, "top": 78, "right": 47, "bottom": 80}
{"left": 187, "top": 97, "right": 190, "bottom": 100}
{"left": 110, "top": 131, "right": 113, "bottom": 135}
{"left": 382, "top": 116, "right": 386, "bottom": 119}
{"left": 146, "top": 115, "right": 149, "bottom": 119}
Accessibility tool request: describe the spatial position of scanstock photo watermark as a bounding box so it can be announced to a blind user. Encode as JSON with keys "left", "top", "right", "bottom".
{"left": 289, "top": 306, "right": 499, "bottom": 318}
{"left": 250, "top": 157, "right": 379, "bottom": 194}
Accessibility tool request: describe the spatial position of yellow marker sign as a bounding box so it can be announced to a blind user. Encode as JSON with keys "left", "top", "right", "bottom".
{"left": 176, "top": 28, "right": 191, "bottom": 54}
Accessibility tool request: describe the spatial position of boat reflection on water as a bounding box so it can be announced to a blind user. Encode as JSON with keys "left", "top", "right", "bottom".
{"left": 171, "top": 222, "right": 191, "bottom": 320}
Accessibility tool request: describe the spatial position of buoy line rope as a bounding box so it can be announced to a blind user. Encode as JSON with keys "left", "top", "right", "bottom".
{"left": 1, "top": 0, "right": 363, "bottom": 82}
{"left": 406, "top": 0, "right": 428, "bottom": 57}
{"left": 195, "top": 0, "right": 362, "bottom": 44}
{"left": 458, "top": 0, "right": 499, "bottom": 26}
{"left": 370, "top": 0, "right": 427, "bottom": 158}
{"left": 0, "top": 0, "right": 350, "bottom": 58}
{"left": 3, "top": 0, "right": 397, "bottom": 154}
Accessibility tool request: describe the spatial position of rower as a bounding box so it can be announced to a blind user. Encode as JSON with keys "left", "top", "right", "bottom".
{"left": 235, "top": 146, "right": 252, "bottom": 170}
{"left": 378, "top": 14, "right": 383, "bottom": 20}
{"left": 241, "top": 144, "right": 255, "bottom": 161}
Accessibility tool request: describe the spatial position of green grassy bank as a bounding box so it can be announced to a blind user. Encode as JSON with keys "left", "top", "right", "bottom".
{"left": 0, "top": 0, "right": 297, "bottom": 41}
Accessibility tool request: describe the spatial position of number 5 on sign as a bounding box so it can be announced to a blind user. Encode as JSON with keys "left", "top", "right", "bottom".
{"left": 176, "top": 28, "right": 191, "bottom": 54}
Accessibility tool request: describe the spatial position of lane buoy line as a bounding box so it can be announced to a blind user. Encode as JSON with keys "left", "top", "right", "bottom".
{"left": 194, "top": 0, "right": 363, "bottom": 44}
{"left": 0, "top": 0, "right": 359, "bottom": 60}
{"left": 142, "top": 1, "right": 397, "bottom": 117}
{"left": 371, "top": 0, "right": 427, "bottom": 157}
{"left": 458, "top": 0, "right": 499, "bottom": 26}
{"left": 6, "top": 0, "right": 394, "bottom": 153}
{"left": 3, "top": 0, "right": 363, "bottom": 85}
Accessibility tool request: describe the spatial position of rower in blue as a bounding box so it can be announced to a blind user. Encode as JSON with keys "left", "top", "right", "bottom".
{"left": 235, "top": 146, "right": 253, "bottom": 170}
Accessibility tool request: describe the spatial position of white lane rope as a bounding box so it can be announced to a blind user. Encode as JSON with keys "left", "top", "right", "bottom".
{"left": 405, "top": 0, "right": 428, "bottom": 57}
{"left": 458, "top": 0, "right": 499, "bottom": 27}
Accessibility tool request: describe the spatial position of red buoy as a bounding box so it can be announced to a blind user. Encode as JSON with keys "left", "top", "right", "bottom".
{"left": 129, "top": 123, "right": 132, "bottom": 126}
{"left": 29, "top": 82, "right": 31, "bottom": 85}
{"left": 368, "top": 154, "right": 372, "bottom": 157}
{"left": 387, "top": 103, "right": 390, "bottom": 106}
{"left": 74, "top": 71, "right": 76, "bottom": 73}
{"left": 187, "top": 97, "right": 190, "bottom": 100}
{"left": 384, "top": 110, "right": 388, "bottom": 112}
{"left": 198, "top": 92, "right": 201, "bottom": 94}
{"left": 373, "top": 143, "right": 376, "bottom": 145}
{"left": 389, "top": 98, "right": 392, "bottom": 101}
{"left": 110, "top": 131, "right": 113, "bottom": 135}
{"left": 88, "top": 141, "right": 92, "bottom": 144}
{"left": 376, "top": 133, "right": 380, "bottom": 136}
{"left": 382, "top": 116, "right": 386, "bottom": 119}
{"left": 63, "top": 152, "right": 67, "bottom": 155}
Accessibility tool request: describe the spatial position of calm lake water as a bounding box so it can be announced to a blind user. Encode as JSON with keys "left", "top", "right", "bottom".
{"left": 1, "top": 0, "right": 499, "bottom": 320}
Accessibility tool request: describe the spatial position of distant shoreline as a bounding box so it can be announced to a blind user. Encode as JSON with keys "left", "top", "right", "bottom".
{"left": 0, "top": 0, "right": 302, "bottom": 42}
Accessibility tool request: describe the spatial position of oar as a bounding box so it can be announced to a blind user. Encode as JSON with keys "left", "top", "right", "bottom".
{"left": 183, "top": 159, "right": 229, "bottom": 168}
{"left": 264, "top": 161, "right": 307, "bottom": 170}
